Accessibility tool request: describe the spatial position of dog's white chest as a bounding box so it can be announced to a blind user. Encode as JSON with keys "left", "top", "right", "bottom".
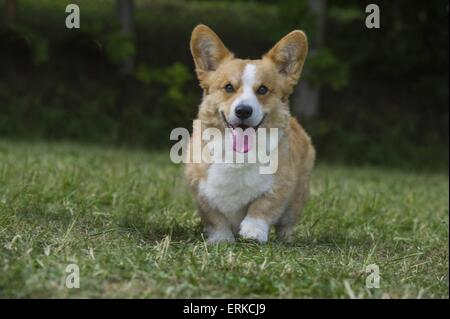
{"left": 199, "top": 164, "right": 274, "bottom": 214}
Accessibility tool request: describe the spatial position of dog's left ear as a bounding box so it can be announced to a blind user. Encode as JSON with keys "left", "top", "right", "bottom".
{"left": 264, "top": 30, "right": 308, "bottom": 86}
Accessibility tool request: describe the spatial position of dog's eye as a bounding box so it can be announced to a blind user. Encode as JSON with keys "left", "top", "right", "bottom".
{"left": 224, "top": 83, "right": 234, "bottom": 93}
{"left": 256, "top": 85, "right": 268, "bottom": 95}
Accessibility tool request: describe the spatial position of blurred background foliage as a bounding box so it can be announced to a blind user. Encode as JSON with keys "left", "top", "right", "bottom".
{"left": 0, "top": 0, "right": 448, "bottom": 171}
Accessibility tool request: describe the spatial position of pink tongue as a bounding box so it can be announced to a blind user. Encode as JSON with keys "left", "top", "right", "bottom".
{"left": 232, "top": 128, "right": 255, "bottom": 153}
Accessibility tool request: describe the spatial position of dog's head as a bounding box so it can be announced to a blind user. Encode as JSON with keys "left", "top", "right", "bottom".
{"left": 191, "top": 25, "right": 308, "bottom": 153}
{"left": 190, "top": 24, "right": 307, "bottom": 152}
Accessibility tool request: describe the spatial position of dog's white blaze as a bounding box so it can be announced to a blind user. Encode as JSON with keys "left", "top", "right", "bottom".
{"left": 229, "top": 64, "right": 263, "bottom": 126}
{"left": 242, "top": 63, "right": 257, "bottom": 95}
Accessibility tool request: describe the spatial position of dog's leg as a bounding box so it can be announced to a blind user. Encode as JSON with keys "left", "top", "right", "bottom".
{"left": 275, "top": 206, "right": 303, "bottom": 242}
{"left": 239, "top": 215, "right": 271, "bottom": 243}
{"left": 206, "top": 224, "right": 235, "bottom": 244}
{"left": 274, "top": 213, "right": 295, "bottom": 243}
{"left": 239, "top": 183, "right": 294, "bottom": 243}
{"left": 275, "top": 177, "right": 310, "bottom": 242}
{"left": 197, "top": 201, "right": 235, "bottom": 244}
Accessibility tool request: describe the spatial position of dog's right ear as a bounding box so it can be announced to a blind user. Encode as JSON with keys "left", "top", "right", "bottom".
{"left": 190, "top": 24, "right": 233, "bottom": 85}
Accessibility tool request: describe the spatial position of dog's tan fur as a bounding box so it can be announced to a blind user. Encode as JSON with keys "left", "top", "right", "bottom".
{"left": 186, "top": 25, "right": 315, "bottom": 243}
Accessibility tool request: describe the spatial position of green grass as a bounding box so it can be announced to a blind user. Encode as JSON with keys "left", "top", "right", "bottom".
{"left": 0, "top": 140, "right": 448, "bottom": 298}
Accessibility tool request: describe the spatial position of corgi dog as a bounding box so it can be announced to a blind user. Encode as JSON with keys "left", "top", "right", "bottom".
{"left": 185, "top": 24, "right": 315, "bottom": 243}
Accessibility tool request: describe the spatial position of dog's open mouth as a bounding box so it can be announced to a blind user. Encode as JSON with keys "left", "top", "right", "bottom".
{"left": 220, "top": 111, "right": 267, "bottom": 153}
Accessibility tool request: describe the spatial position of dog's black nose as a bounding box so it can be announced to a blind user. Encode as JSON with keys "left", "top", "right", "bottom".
{"left": 235, "top": 105, "right": 253, "bottom": 119}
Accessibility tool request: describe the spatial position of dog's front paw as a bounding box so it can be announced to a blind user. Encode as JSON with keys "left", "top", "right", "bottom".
{"left": 207, "top": 227, "right": 235, "bottom": 244}
{"left": 239, "top": 217, "right": 269, "bottom": 243}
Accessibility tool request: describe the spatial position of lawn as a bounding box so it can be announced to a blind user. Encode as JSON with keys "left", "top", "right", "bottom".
{"left": 0, "top": 140, "right": 448, "bottom": 298}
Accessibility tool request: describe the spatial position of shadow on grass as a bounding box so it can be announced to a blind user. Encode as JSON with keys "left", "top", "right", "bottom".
{"left": 11, "top": 202, "right": 378, "bottom": 251}
{"left": 10, "top": 204, "right": 199, "bottom": 245}
{"left": 117, "top": 218, "right": 203, "bottom": 244}
{"left": 116, "top": 211, "right": 379, "bottom": 250}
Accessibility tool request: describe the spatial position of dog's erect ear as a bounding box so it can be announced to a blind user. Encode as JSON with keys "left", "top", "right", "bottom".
{"left": 190, "top": 24, "right": 233, "bottom": 82}
{"left": 264, "top": 30, "right": 308, "bottom": 86}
